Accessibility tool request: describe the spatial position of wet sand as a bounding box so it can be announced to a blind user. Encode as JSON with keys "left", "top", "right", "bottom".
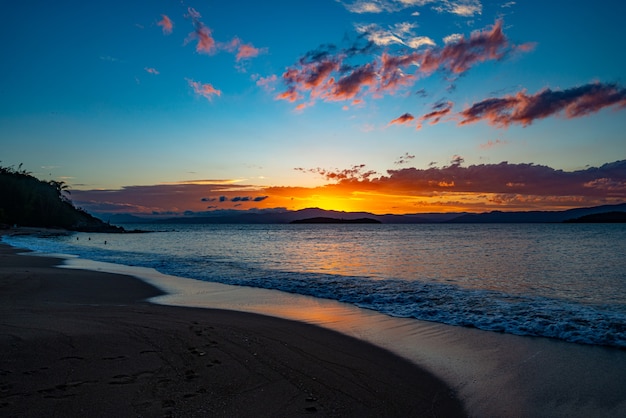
{"left": 0, "top": 243, "right": 464, "bottom": 417}
{"left": 62, "top": 253, "right": 626, "bottom": 417}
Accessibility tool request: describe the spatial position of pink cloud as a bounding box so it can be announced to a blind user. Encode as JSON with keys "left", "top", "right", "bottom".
{"left": 419, "top": 20, "right": 533, "bottom": 74}
{"left": 459, "top": 82, "right": 626, "bottom": 127}
{"left": 223, "top": 37, "right": 264, "bottom": 62}
{"left": 186, "top": 7, "right": 216, "bottom": 54}
{"left": 236, "top": 43, "right": 260, "bottom": 61}
{"left": 186, "top": 78, "right": 221, "bottom": 100}
{"left": 255, "top": 74, "right": 277, "bottom": 92}
{"left": 144, "top": 67, "right": 159, "bottom": 75}
{"left": 480, "top": 139, "right": 508, "bottom": 149}
{"left": 277, "top": 20, "right": 531, "bottom": 109}
{"left": 389, "top": 113, "right": 415, "bottom": 126}
{"left": 157, "top": 14, "right": 173, "bottom": 35}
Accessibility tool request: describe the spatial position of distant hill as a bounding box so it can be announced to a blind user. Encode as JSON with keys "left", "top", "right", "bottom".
{"left": 290, "top": 217, "right": 381, "bottom": 224}
{"left": 111, "top": 208, "right": 463, "bottom": 225}
{"left": 0, "top": 164, "right": 123, "bottom": 232}
{"left": 446, "top": 203, "right": 626, "bottom": 223}
{"left": 105, "top": 204, "right": 626, "bottom": 225}
{"left": 564, "top": 211, "right": 626, "bottom": 223}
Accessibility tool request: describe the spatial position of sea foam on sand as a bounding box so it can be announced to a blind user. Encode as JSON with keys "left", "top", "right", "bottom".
{"left": 62, "top": 256, "right": 626, "bottom": 418}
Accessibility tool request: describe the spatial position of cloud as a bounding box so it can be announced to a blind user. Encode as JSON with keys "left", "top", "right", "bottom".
{"left": 395, "top": 152, "right": 416, "bottom": 165}
{"left": 434, "top": 0, "right": 482, "bottom": 17}
{"left": 186, "top": 78, "right": 221, "bottom": 100}
{"left": 443, "top": 33, "right": 463, "bottom": 44}
{"left": 278, "top": 20, "right": 531, "bottom": 108}
{"left": 377, "top": 160, "right": 626, "bottom": 198}
{"left": 329, "top": 63, "right": 378, "bottom": 101}
{"left": 417, "top": 100, "right": 453, "bottom": 128}
{"left": 295, "top": 164, "right": 378, "bottom": 182}
{"left": 340, "top": 0, "right": 483, "bottom": 16}
{"left": 223, "top": 37, "right": 265, "bottom": 62}
{"left": 418, "top": 20, "right": 532, "bottom": 74}
{"left": 255, "top": 74, "right": 278, "bottom": 92}
{"left": 71, "top": 161, "right": 626, "bottom": 216}
{"left": 479, "top": 139, "right": 508, "bottom": 149}
{"left": 355, "top": 22, "right": 435, "bottom": 49}
{"left": 316, "top": 159, "right": 626, "bottom": 200}
{"left": 157, "top": 14, "right": 173, "bottom": 35}
{"left": 72, "top": 182, "right": 272, "bottom": 215}
{"left": 144, "top": 67, "right": 159, "bottom": 75}
{"left": 389, "top": 113, "right": 415, "bottom": 125}
{"left": 185, "top": 7, "right": 216, "bottom": 54}
{"left": 279, "top": 159, "right": 626, "bottom": 212}
{"left": 459, "top": 82, "right": 626, "bottom": 127}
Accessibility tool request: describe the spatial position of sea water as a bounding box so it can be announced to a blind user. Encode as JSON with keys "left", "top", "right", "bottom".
{"left": 4, "top": 223, "right": 625, "bottom": 348}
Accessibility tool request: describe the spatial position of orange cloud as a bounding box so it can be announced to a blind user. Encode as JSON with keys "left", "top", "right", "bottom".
{"left": 157, "top": 14, "right": 173, "bottom": 35}
{"left": 186, "top": 78, "right": 221, "bottom": 100}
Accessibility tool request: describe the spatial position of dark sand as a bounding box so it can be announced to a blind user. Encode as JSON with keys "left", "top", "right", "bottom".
{"left": 0, "top": 243, "right": 465, "bottom": 417}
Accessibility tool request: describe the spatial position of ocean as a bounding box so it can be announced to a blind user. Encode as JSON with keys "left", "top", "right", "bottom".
{"left": 4, "top": 223, "right": 626, "bottom": 348}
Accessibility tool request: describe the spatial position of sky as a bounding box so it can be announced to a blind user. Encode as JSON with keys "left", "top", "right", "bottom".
{"left": 2, "top": 0, "right": 626, "bottom": 216}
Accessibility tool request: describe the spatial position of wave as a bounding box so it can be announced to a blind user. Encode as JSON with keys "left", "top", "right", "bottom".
{"left": 4, "top": 233, "right": 625, "bottom": 349}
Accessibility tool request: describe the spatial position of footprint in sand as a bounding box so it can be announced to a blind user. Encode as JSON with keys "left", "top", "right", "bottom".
{"left": 187, "top": 347, "right": 207, "bottom": 357}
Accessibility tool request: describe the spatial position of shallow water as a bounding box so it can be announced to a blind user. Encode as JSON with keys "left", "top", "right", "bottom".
{"left": 4, "top": 223, "right": 626, "bottom": 347}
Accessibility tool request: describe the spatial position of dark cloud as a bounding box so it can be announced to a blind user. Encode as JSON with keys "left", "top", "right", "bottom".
{"left": 298, "top": 164, "right": 378, "bottom": 182}
{"left": 394, "top": 153, "right": 416, "bottom": 165}
{"left": 374, "top": 159, "right": 626, "bottom": 198}
{"left": 417, "top": 100, "right": 453, "bottom": 128}
{"left": 459, "top": 82, "right": 626, "bottom": 127}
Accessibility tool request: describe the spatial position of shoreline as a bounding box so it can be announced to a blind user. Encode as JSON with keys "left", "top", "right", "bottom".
{"left": 3, "top": 234, "right": 626, "bottom": 417}
{"left": 0, "top": 242, "right": 464, "bottom": 417}
{"left": 61, "top": 254, "right": 626, "bottom": 418}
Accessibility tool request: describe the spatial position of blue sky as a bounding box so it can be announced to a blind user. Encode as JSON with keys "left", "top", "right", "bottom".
{"left": 1, "top": 0, "right": 625, "bottom": 214}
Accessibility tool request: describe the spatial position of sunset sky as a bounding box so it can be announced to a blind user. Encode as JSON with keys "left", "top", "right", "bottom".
{"left": 2, "top": 0, "right": 626, "bottom": 215}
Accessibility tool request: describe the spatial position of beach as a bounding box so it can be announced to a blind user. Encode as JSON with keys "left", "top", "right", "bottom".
{"left": 0, "top": 242, "right": 464, "bottom": 417}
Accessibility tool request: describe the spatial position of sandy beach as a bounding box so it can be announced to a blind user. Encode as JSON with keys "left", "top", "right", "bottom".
{"left": 0, "top": 243, "right": 464, "bottom": 417}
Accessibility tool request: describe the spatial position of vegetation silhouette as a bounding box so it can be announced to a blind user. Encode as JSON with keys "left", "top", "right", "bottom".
{"left": 0, "top": 163, "right": 123, "bottom": 232}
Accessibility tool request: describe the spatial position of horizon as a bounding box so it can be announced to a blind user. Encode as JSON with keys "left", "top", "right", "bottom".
{"left": 99, "top": 202, "right": 626, "bottom": 223}
{"left": 2, "top": 1, "right": 625, "bottom": 216}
